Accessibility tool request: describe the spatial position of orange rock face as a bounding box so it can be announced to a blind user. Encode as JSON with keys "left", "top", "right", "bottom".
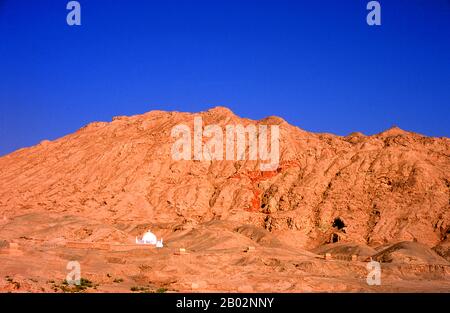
{"left": 0, "top": 107, "right": 449, "bottom": 292}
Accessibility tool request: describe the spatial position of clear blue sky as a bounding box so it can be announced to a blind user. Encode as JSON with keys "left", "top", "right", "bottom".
{"left": 1, "top": 0, "right": 449, "bottom": 156}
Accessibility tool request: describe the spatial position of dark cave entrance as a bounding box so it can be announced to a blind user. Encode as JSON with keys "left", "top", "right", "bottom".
{"left": 330, "top": 233, "right": 339, "bottom": 243}
{"left": 332, "top": 217, "right": 346, "bottom": 231}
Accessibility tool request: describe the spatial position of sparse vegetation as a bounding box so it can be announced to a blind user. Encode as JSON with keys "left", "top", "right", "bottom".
{"left": 53, "top": 277, "right": 97, "bottom": 293}
{"left": 5, "top": 276, "right": 20, "bottom": 289}
{"left": 113, "top": 278, "right": 124, "bottom": 283}
{"left": 80, "top": 278, "right": 94, "bottom": 288}
{"left": 130, "top": 286, "right": 151, "bottom": 293}
{"left": 130, "top": 285, "right": 168, "bottom": 293}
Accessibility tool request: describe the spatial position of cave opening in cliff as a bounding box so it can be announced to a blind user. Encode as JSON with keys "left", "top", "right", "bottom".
{"left": 332, "top": 217, "right": 346, "bottom": 230}
{"left": 331, "top": 233, "right": 339, "bottom": 243}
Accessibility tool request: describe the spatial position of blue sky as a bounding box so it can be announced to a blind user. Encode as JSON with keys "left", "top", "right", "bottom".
{"left": 0, "top": 0, "right": 449, "bottom": 156}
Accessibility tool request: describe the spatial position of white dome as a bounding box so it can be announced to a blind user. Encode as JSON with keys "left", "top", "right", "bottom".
{"left": 142, "top": 231, "right": 157, "bottom": 244}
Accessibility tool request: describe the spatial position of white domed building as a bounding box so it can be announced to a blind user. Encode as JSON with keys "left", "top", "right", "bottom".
{"left": 136, "top": 230, "right": 163, "bottom": 247}
{"left": 142, "top": 231, "right": 157, "bottom": 244}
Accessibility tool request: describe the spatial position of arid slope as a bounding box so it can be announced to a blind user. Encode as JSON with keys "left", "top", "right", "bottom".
{"left": 0, "top": 107, "right": 449, "bottom": 292}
